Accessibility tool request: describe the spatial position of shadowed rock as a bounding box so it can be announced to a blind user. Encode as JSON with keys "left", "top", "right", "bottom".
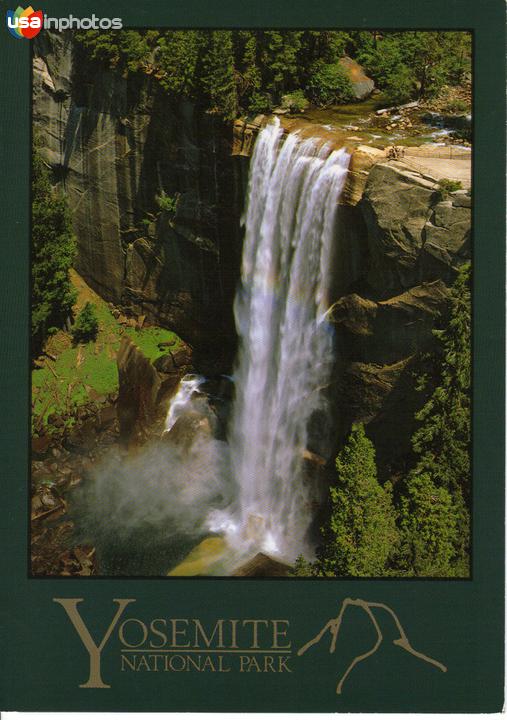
{"left": 232, "top": 552, "right": 292, "bottom": 577}
{"left": 117, "top": 336, "right": 161, "bottom": 446}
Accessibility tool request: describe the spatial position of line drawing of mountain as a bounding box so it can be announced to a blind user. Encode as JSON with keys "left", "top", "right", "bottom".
{"left": 297, "top": 597, "right": 447, "bottom": 695}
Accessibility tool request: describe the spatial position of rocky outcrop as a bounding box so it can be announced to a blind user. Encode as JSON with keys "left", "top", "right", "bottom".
{"left": 327, "top": 161, "right": 471, "bottom": 472}
{"left": 231, "top": 116, "right": 264, "bottom": 156}
{"left": 116, "top": 336, "right": 162, "bottom": 445}
{"left": 329, "top": 280, "right": 449, "bottom": 365}
{"left": 341, "top": 145, "right": 385, "bottom": 206}
{"left": 360, "top": 162, "right": 471, "bottom": 293}
{"left": 333, "top": 357, "right": 422, "bottom": 478}
{"left": 338, "top": 56, "right": 375, "bottom": 100}
{"left": 421, "top": 197, "right": 471, "bottom": 279}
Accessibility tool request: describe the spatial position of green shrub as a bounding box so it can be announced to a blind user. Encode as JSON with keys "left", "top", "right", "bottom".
{"left": 306, "top": 60, "right": 354, "bottom": 105}
{"left": 72, "top": 302, "right": 99, "bottom": 344}
{"left": 384, "top": 65, "right": 414, "bottom": 105}
{"left": 247, "top": 91, "right": 273, "bottom": 114}
{"left": 281, "top": 90, "right": 309, "bottom": 113}
{"left": 444, "top": 98, "right": 469, "bottom": 114}
{"left": 436, "top": 178, "right": 463, "bottom": 200}
{"left": 155, "top": 192, "right": 178, "bottom": 214}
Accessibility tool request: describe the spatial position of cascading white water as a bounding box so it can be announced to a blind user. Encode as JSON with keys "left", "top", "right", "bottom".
{"left": 223, "top": 118, "right": 351, "bottom": 561}
{"left": 164, "top": 375, "right": 205, "bottom": 433}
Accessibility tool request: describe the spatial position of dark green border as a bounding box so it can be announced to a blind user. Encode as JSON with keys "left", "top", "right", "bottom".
{"left": 0, "top": 0, "right": 504, "bottom": 712}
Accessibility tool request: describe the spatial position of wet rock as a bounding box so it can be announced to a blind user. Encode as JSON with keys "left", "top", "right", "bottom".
{"left": 163, "top": 409, "right": 213, "bottom": 453}
{"left": 232, "top": 553, "right": 292, "bottom": 577}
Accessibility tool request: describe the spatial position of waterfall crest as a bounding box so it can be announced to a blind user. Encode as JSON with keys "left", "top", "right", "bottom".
{"left": 223, "top": 118, "right": 351, "bottom": 561}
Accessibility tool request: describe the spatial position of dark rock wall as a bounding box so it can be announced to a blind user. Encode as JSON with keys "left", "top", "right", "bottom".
{"left": 33, "top": 33, "right": 242, "bottom": 368}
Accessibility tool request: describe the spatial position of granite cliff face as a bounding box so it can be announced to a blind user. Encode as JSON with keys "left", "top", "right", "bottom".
{"left": 329, "top": 162, "right": 471, "bottom": 472}
{"left": 32, "top": 35, "right": 471, "bottom": 472}
{"left": 33, "top": 32, "right": 243, "bottom": 370}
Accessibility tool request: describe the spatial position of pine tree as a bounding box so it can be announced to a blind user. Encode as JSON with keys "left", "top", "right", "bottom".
{"left": 412, "top": 264, "right": 471, "bottom": 498}
{"left": 200, "top": 31, "right": 238, "bottom": 121}
{"left": 397, "top": 473, "right": 459, "bottom": 576}
{"left": 32, "top": 144, "right": 76, "bottom": 356}
{"left": 71, "top": 302, "right": 99, "bottom": 344}
{"left": 157, "top": 31, "right": 201, "bottom": 98}
{"left": 316, "top": 424, "right": 398, "bottom": 577}
{"left": 396, "top": 264, "right": 471, "bottom": 576}
{"left": 236, "top": 31, "right": 262, "bottom": 108}
{"left": 259, "top": 31, "right": 303, "bottom": 99}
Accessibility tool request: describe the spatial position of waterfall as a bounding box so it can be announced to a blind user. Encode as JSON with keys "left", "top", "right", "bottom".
{"left": 222, "top": 118, "right": 351, "bottom": 561}
{"left": 164, "top": 374, "right": 205, "bottom": 433}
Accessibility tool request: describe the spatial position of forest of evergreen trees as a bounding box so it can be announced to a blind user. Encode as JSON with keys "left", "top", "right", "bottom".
{"left": 75, "top": 30, "right": 471, "bottom": 118}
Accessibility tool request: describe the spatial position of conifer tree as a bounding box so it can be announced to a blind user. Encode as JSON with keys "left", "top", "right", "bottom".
{"left": 157, "top": 31, "right": 201, "bottom": 98}
{"left": 200, "top": 31, "right": 238, "bottom": 121}
{"left": 259, "top": 31, "right": 303, "bottom": 98}
{"left": 316, "top": 424, "right": 398, "bottom": 577}
{"left": 396, "top": 264, "right": 471, "bottom": 576}
{"left": 412, "top": 264, "right": 471, "bottom": 500}
{"left": 32, "top": 144, "right": 76, "bottom": 356}
{"left": 236, "top": 31, "right": 262, "bottom": 107}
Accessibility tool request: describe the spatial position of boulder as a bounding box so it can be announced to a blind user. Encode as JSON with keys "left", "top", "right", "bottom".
{"left": 451, "top": 190, "right": 472, "bottom": 208}
{"left": 338, "top": 56, "right": 375, "bottom": 100}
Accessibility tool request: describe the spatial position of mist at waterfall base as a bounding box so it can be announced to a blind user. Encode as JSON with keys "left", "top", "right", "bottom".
{"left": 72, "top": 397, "right": 234, "bottom": 575}
{"left": 73, "top": 119, "right": 350, "bottom": 575}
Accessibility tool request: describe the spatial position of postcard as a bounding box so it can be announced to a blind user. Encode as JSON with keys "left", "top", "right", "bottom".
{"left": 0, "top": 0, "right": 504, "bottom": 712}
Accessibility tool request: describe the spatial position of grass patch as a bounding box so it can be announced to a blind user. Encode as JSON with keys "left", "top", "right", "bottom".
{"left": 32, "top": 272, "right": 182, "bottom": 432}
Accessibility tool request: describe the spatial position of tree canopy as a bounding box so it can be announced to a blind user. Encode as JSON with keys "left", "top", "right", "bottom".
{"left": 75, "top": 30, "right": 472, "bottom": 119}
